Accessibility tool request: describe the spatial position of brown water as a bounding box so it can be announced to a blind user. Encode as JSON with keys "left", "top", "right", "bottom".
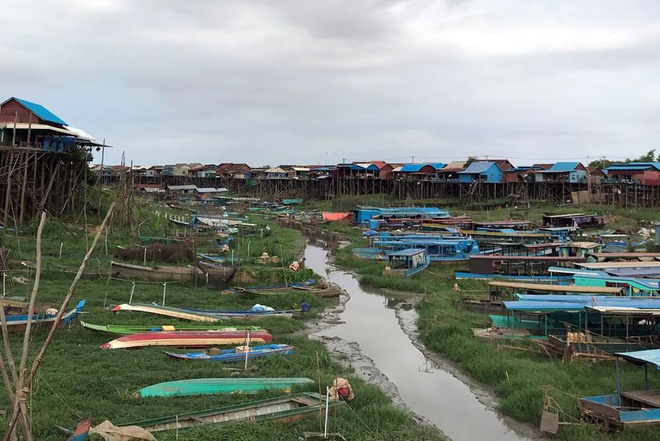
{"left": 305, "top": 242, "right": 532, "bottom": 441}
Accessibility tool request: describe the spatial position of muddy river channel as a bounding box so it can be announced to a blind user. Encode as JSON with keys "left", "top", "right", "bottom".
{"left": 304, "top": 241, "right": 536, "bottom": 441}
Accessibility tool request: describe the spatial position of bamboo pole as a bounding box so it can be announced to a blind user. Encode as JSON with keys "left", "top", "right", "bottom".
{"left": 3, "top": 203, "right": 115, "bottom": 440}
{"left": 0, "top": 212, "right": 47, "bottom": 440}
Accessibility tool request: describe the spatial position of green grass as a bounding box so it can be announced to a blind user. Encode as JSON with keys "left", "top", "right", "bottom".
{"left": 0, "top": 203, "right": 445, "bottom": 441}
{"left": 328, "top": 230, "right": 660, "bottom": 441}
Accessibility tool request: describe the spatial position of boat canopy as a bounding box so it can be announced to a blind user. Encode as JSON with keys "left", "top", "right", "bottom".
{"left": 488, "top": 281, "right": 623, "bottom": 294}
{"left": 502, "top": 301, "right": 586, "bottom": 312}
{"left": 615, "top": 349, "right": 660, "bottom": 368}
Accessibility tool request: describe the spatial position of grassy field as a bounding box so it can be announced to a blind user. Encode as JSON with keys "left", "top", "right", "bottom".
{"left": 0, "top": 204, "right": 445, "bottom": 441}
{"left": 323, "top": 203, "right": 660, "bottom": 441}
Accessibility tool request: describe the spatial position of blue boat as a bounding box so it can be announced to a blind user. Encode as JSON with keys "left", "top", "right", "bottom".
{"left": 383, "top": 248, "right": 430, "bottom": 277}
{"left": 3, "top": 300, "right": 86, "bottom": 332}
{"left": 164, "top": 343, "right": 294, "bottom": 362}
{"left": 354, "top": 237, "right": 479, "bottom": 262}
{"left": 579, "top": 349, "right": 660, "bottom": 430}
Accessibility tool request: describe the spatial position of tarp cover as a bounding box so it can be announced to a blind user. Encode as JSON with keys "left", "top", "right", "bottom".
{"left": 90, "top": 420, "right": 156, "bottom": 441}
{"left": 322, "top": 212, "right": 350, "bottom": 221}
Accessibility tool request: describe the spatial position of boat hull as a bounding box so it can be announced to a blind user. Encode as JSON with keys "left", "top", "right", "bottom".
{"left": 110, "top": 261, "right": 202, "bottom": 283}
{"left": 164, "top": 344, "right": 294, "bottom": 362}
{"left": 81, "top": 321, "right": 265, "bottom": 338}
{"left": 136, "top": 377, "right": 314, "bottom": 398}
{"left": 121, "top": 392, "right": 344, "bottom": 432}
{"left": 101, "top": 330, "right": 273, "bottom": 349}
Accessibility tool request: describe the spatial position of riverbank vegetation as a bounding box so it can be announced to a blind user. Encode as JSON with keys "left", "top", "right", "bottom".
{"left": 323, "top": 203, "right": 660, "bottom": 441}
{"left": 0, "top": 203, "right": 445, "bottom": 440}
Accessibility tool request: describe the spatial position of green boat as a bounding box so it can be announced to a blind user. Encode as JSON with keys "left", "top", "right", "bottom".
{"left": 80, "top": 321, "right": 266, "bottom": 338}
{"left": 136, "top": 377, "right": 315, "bottom": 398}
{"left": 121, "top": 392, "right": 345, "bottom": 432}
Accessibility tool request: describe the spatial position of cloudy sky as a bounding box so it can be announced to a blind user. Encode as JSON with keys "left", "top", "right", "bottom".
{"left": 3, "top": 0, "right": 659, "bottom": 167}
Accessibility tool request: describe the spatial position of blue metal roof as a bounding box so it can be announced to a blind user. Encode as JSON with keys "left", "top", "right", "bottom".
{"left": 387, "top": 249, "right": 426, "bottom": 257}
{"left": 13, "top": 97, "right": 67, "bottom": 125}
{"left": 606, "top": 162, "right": 660, "bottom": 172}
{"left": 504, "top": 294, "right": 660, "bottom": 311}
{"left": 547, "top": 162, "right": 581, "bottom": 172}
{"left": 616, "top": 349, "right": 660, "bottom": 369}
{"left": 400, "top": 164, "right": 425, "bottom": 172}
{"left": 503, "top": 300, "right": 586, "bottom": 312}
{"left": 458, "top": 161, "right": 497, "bottom": 174}
{"left": 400, "top": 163, "right": 446, "bottom": 173}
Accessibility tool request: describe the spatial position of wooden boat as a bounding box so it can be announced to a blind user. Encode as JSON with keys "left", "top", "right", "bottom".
{"left": 198, "top": 253, "right": 242, "bottom": 265}
{"left": 292, "top": 284, "right": 342, "bottom": 299}
{"left": 181, "top": 306, "right": 297, "bottom": 321}
{"left": 119, "top": 392, "right": 345, "bottom": 432}
{"left": 235, "top": 279, "right": 316, "bottom": 293}
{"left": 80, "top": 321, "right": 265, "bottom": 338}
{"left": 110, "top": 303, "right": 223, "bottom": 322}
{"left": 382, "top": 248, "right": 430, "bottom": 277}
{"left": 230, "top": 279, "right": 341, "bottom": 298}
{"left": 110, "top": 261, "right": 203, "bottom": 282}
{"left": 135, "top": 377, "right": 314, "bottom": 398}
{"left": 1, "top": 300, "right": 86, "bottom": 333}
{"left": 100, "top": 330, "right": 273, "bottom": 349}
{"left": 579, "top": 349, "right": 660, "bottom": 430}
{"left": 164, "top": 344, "right": 294, "bottom": 362}
{"left": 67, "top": 417, "right": 91, "bottom": 441}
{"left": 197, "top": 260, "right": 238, "bottom": 287}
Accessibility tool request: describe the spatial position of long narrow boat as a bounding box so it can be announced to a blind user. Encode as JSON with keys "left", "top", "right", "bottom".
{"left": 164, "top": 344, "right": 294, "bottom": 362}
{"left": 110, "top": 261, "right": 203, "bottom": 283}
{"left": 120, "top": 392, "right": 344, "bottom": 432}
{"left": 2, "top": 300, "right": 86, "bottom": 333}
{"left": 136, "top": 377, "right": 314, "bottom": 398}
{"left": 197, "top": 260, "right": 238, "bottom": 287}
{"left": 234, "top": 279, "right": 316, "bottom": 293}
{"left": 180, "top": 306, "right": 296, "bottom": 321}
{"left": 110, "top": 303, "right": 222, "bottom": 322}
{"left": 101, "top": 330, "right": 273, "bottom": 349}
{"left": 80, "top": 321, "right": 265, "bottom": 338}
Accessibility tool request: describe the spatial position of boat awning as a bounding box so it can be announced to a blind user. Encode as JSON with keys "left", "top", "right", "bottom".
{"left": 616, "top": 349, "right": 660, "bottom": 368}
{"left": 516, "top": 295, "right": 660, "bottom": 308}
{"left": 576, "top": 261, "right": 660, "bottom": 269}
{"left": 606, "top": 268, "right": 660, "bottom": 278}
{"left": 502, "top": 301, "right": 586, "bottom": 312}
{"left": 387, "top": 249, "right": 425, "bottom": 257}
{"left": 488, "top": 281, "right": 623, "bottom": 294}
{"left": 0, "top": 123, "right": 78, "bottom": 136}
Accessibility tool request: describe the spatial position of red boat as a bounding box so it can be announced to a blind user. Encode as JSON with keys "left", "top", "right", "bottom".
{"left": 100, "top": 330, "right": 273, "bottom": 350}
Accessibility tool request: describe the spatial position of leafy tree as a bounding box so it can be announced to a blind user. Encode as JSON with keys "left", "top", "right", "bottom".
{"left": 465, "top": 156, "right": 478, "bottom": 166}
{"left": 588, "top": 158, "right": 614, "bottom": 169}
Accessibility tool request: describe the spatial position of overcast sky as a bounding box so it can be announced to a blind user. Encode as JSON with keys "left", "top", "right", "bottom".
{"left": 3, "top": 0, "right": 659, "bottom": 167}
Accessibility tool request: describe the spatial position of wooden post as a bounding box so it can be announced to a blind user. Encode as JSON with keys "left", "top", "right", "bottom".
{"left": 3, "top": 203, "right": 115, "bottom": 440}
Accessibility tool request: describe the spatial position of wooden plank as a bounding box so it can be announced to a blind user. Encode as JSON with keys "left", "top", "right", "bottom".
{"left": 621, "top": 390, "right": 660, "bottom": 408}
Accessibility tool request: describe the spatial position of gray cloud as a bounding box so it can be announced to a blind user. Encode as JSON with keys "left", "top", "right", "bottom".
{"left": 2, "top": 0, "right": 659, "bottom": 166}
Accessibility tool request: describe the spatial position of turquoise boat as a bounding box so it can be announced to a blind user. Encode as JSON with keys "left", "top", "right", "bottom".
{"left": 121, "top": 392, "right": 344, "bottom": 432}
{"left": 383, "top": 248, "right": 430, "bottom": 277}
{"left": 136, "top": 377, "right": 314, "bottom": 398}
